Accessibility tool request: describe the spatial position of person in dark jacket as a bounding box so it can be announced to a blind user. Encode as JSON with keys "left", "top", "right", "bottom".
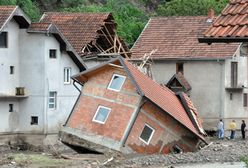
{"left": 241, "top": 120, "right": 246, "bottom": 139}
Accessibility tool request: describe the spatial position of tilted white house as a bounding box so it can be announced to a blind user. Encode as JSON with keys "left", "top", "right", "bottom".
{"left": 0, "top": 6, "right": 86, "bottom": 136}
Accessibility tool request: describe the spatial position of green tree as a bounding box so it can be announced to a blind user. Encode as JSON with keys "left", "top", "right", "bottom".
{"left": 157, "top": 0, "right": 229, "bottom": 16}
{"left": 63, "top": 0, "right": 148, "bottom": 47}
{"left": 0, "top": 0, "right": 40, "bottom": 21}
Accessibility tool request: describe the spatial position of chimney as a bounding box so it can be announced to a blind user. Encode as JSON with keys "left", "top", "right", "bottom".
{"left": 207, "top": 9, "right": 215, "bottom": 23}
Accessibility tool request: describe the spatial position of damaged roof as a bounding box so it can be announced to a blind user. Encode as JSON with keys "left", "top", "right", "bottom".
{"left": 131, "top": 16, "right": 239, "bottom": 59}
{"left": 39, "top": 12, "right": 129, "bottom": 57}
{"left": 72, "top": 57, "right": 206, "bottom": 142}
{"left": 199, "top": 0, "right": 248, "bottom": 43}
{"left": 0, "top": 6, "right": 30, "bottom": 32}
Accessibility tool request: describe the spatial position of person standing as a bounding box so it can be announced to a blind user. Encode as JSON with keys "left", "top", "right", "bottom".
{"left": 217, "top": 119, "right": 224, "bottom": 139}
{"left": 229, "top": 120, "right": 237, "bottom": 139}
{"left": 241, "top": 120, "right": 246, "bottom": 139}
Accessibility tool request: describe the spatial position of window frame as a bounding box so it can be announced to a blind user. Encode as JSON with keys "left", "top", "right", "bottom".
{"left": 31, "top": 116, "right": 38, "bottom": 125}
{"left": 244, "top": 93, "right": 247, "bottom": 107}
{"left": 107, "top": 74, "right": 126, "bottom": 92}
{"left": 10, "top": 66, "right": 14, "bottom": 74}
{"left": 48, "top": 91, "right": 57, "bottom": 110}
{"left": 9, "top": 104, "right": 13, "bottom": 112}
{"left": 176, "top": 62, "right": 184, "bottom": 74}
{"left": 64, "top": 67, "right": 71, "bottom": 84}
{"left": 139, "top": 124, "right": 155, "bottom": 145}
{"left": 0, "top": 32, "right": 7, "bottom": 48}
{"left": 49, "top": 49, "right": 57, "bottom": 59}
{"left": 231, "top": 62, "right": 238, "bottom": 87}
{"left": 92, "top": 105, "right": 111, "bottom": 124}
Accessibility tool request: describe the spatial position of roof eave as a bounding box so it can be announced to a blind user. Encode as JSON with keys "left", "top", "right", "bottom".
{"left": 198, "top": 37, "right": 248, "bottom": 44}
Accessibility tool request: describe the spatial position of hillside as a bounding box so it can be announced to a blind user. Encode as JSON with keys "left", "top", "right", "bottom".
{"left": 0, "top": 0, "right": 229, "bottom": 46}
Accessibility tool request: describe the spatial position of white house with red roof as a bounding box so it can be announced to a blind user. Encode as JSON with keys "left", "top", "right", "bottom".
{"left": 0, "top": 6, "right": 86, "bottom": 139}
{"left": 131, "top": 14, "right": 248, "bottom": 130}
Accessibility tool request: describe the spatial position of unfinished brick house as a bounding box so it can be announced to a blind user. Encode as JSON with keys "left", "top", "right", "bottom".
{"left": 60, "top": 57, "right": 206, "bottom": 154}
{"left": 40, "top": 12, "right": 130, "bottom": 68}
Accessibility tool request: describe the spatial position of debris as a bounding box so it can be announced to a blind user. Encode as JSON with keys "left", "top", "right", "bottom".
{"left": 101, "top": 157, "right": 114, "bottom": 165}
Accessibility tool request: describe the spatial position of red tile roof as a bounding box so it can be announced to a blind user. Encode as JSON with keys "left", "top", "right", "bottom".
{"left": 166, "top": 73, "right": 191, "bottom": 92}
{"left": 123, "top": 59, "right": 205, "bottom": 140}
{"left": 0, "top": 6, "right": 16, "bottom": 31}
{"left": 179, "top": 92, "right": 205, "bottom": 135}
{"left": 73, "top": 57, "right": 206, "bottom": 141}
{"left": 40, "top": 12, "right": 115, "bottom": 55}
{"left": 200, "top": 0, "right": 248, "bottom": 43}
{"left": 131, "top": 16, "right": 239, "bottom": 59}
{"left": 27, "top": 22, "right": 51, "bottom": 32}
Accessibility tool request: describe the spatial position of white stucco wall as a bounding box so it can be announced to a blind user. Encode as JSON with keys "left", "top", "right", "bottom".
{"left": 148, "top": 59, "right": 225, "bottom": 130}
{"left": 0, "top": 20, "right": 21, "bottom": 132}
{"left": 0, "top": 18, "right": 81, "bottom": 134}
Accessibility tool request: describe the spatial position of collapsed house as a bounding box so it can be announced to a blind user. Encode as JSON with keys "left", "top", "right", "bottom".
{"left": 40, "top": 12, "right": 130, "bottom": 67}
{"left": 60, "top": 57, "right": 206, "bottom": 154}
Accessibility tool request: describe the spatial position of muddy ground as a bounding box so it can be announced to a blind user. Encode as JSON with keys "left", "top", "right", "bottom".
{"left": 0, "top": 134, "right": 248, "bottom": 168}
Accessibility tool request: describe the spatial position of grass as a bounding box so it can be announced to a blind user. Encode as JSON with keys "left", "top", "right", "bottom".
{"left": 240, "top": 156, "right": 248, "bottom": 168}
{"left": 9, "top": 153, "right": 70, "bottom": 167}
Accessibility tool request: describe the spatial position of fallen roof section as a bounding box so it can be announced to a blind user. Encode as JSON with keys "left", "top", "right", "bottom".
{"left": 131, "top": 16, "right": 239, "bottom": 59}
{"left": 199, "top": 0, "right": 248, "bottom": 43}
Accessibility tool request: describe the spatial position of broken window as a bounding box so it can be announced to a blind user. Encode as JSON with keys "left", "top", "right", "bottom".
{"left": 10, "top": 66, "right": 14, "bottom": 74}
{"left": 0, "top": 32, "right": 7, "bottom": 48}
{"left": 176, "top": 62, "right": 184, "bottom": 74}
{"left": 48, "top": 91, "right": 57, "bottom": 109}
{"left": 9, "top": 104, "right": 13, "bottom": 112}
{"left": 107, "top": 74, "right": 126, "bottom": 92}
{"left": 49, "top": 49, "right": 57, "bottom": 58}
{"left": 31, "top": 116, "right": 38, "bottom": 125}
{"left": 64, "top": 67, "right": 71, "bottom": 84}
{"left": 139, "top": 124, "right": 155, "bottom": 144}
{"left": 244, "top": 93, "right": 247, "bottom": 107}
{"left": 231, "top": 62, "right": 238, "bottom": 87}
{"left": 92, "top": 106, "right": 111, "bottom": 124}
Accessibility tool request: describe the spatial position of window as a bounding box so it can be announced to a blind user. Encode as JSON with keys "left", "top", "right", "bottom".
{"left": 244, "top": 93, "right": 247, "bottom": 107}
{"left": 92, "top": 106, "right": 111, "bottom": 124}
{"left": 0, "top": 32, "right": 7, "bottom": 48}
{"left": 48, "top": 91, "right": 57, "bottom": 109}
{"left": 31, "top": 116, "right": 38, "bottom": 125}
{"left": 64, "top": 67, "right": 71, "bottom": 84}
{"left": 9, "top": 104, "right": 13, "bottom": 112}
{"left": 231, "top": 62, "right": 238, "bottom": 87}
{"left": 10, "top": 66, "right": 14, "bottom": 74}
{"left": 139, "top": 124, "right": 155, "bottom": 144}
{"left": 107, "top": 74, "right": 126, "bottom": 91}
{"left": 230, "top": 93, "right": 233, "bottom": 100}
{"left": 49, "top": 49, "right": 57, "bottom": 58}
{"left": 176, "top": 62, "right": 184, "bottom": 74}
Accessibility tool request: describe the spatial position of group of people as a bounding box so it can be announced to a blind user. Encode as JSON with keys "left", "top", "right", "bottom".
{"left": 217, "top": 119, "right": 246, "bottom": 140}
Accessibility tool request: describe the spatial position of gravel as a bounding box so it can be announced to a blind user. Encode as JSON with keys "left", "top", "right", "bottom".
{"left": 118, "top": 137, "right": 248, "bottom": 167}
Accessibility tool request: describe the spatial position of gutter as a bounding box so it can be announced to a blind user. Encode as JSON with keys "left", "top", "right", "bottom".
{"left": 120, "top": 97, "right": 146, "bottom": 146}
{"left": 64, "top": 80, "right": 83, "bottom": 126}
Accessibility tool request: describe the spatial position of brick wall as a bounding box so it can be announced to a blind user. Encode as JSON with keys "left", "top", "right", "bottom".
{"left": 126, "top": 100, "right": 200, "bottom": 154}
{"left": 67, "top": 66, "right": 140, "bottom": 141}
